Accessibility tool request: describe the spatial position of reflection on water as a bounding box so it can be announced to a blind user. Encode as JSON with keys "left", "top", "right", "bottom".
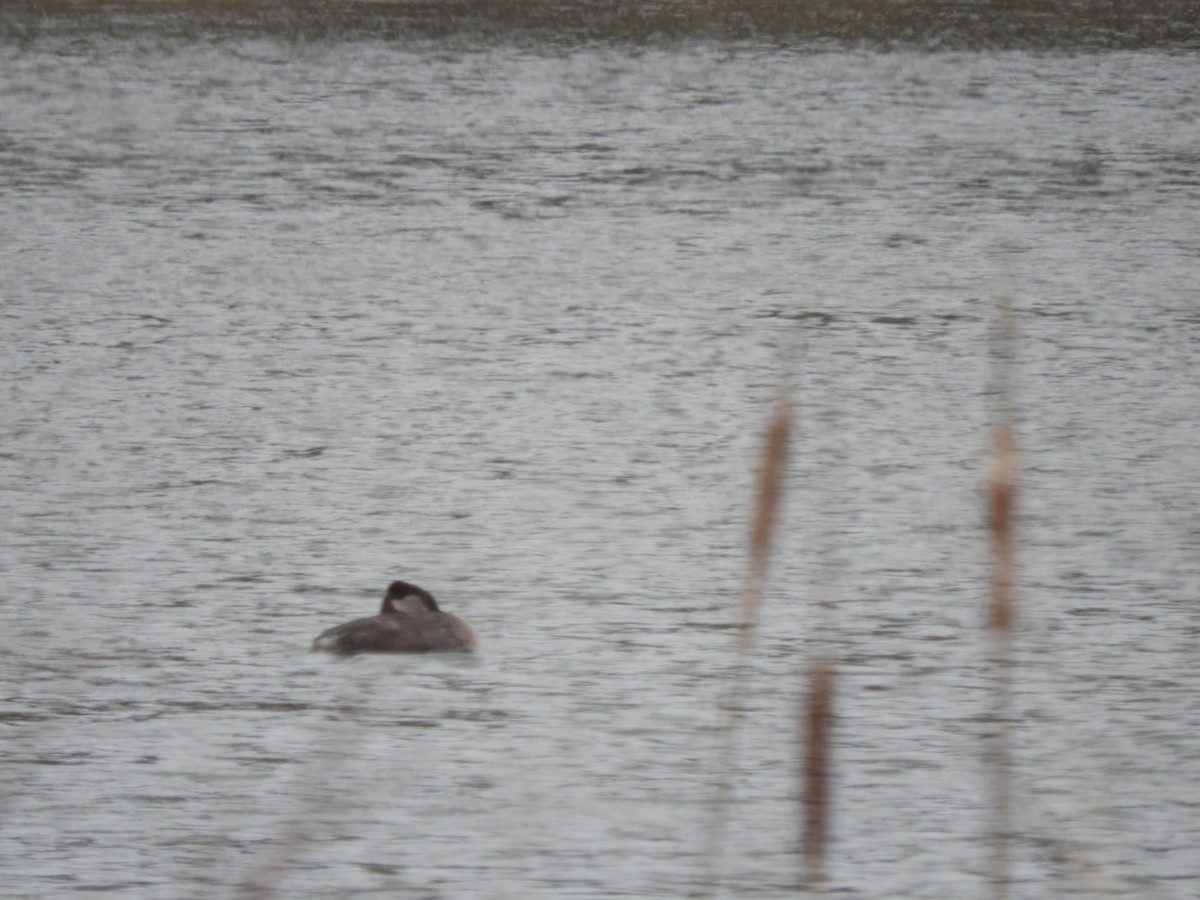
{"left": 2, "top": 23, "right": 1199, "bottom": 900}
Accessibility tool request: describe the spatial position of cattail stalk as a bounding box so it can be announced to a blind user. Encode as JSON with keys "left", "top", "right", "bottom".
{"left": 985, "top": 287, "right": 1018, "bottom": 900}
{"left": 800, "top": 659, "right": 835, "bottom": 882}
{"left": 702, "top": 396, "right": 792, "bottom": 896}
{"left": 988, "top": 424, "right": 1018, "bottom": 634}
{"left": 985, "top": 419, "right": 1018, "bottom": 900}
{"left": 739, "top": 397, "right": 793, "bottom": 654}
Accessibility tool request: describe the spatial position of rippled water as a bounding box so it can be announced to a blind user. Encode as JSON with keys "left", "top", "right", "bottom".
{"left": 2, "top": 30, "right": 1199, "bottom": 899}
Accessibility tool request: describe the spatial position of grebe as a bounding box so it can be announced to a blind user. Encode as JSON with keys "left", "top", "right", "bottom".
{"left": 312, "top": 581, "right": 477, "bottom": 654}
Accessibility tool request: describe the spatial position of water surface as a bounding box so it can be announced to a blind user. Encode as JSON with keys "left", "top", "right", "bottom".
{"left": 2, "top": 31, "right": 1199, "bottom": 899}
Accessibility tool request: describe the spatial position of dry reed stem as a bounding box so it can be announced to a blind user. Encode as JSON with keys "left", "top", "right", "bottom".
{"left": 234, "top": 670, "right": 379, "bottom": 898}
{"left": 801, "top": 659, "right": 835, "bottom": 883}
{"left": 700, "top": 395, "right": 792, "bottom": 897}
{"left": 750, "top": 399, "right": 792, "bottom": 579}
{"left": 988, "top": 424, "right": 1018, "bottom": 634}
{"left": 735, "top": 397, "right": 793, "bottom": 659}
{"left": 985, "top": 420, "right": 1018, "bottom": 900}
{"left": 984, "top": 292, "right": 1018, "bottom": 900}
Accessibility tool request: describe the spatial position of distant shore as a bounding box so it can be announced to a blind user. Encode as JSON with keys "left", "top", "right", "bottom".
{"left": 4, "top": 0, "right": 1199, "bottom": 47}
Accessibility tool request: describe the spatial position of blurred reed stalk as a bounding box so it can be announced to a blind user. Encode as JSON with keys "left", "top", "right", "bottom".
{"left": 700, "top": 393, "right": 792, "bottom": 896}
{"left": 800, "top": 657, "right": 834, "bottom": 884}
{"left": 984, "top": 292, "right": 1018, "bottom": 900}
{"left": 798, "top": 353, "right": 842, "bottom": 891}
{"left": 234, "top": 670, "right": 379, "bottom": 899}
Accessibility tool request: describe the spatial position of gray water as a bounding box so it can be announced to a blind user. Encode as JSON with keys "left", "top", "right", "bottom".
{"left": 2, "top": 33, "right": 1199, "bottom": 899}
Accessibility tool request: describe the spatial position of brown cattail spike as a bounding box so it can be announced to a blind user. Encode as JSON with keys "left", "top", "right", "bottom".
{"left": 987, "top": 424, "right": 1018, "bottom": 633}
{"left": 802, "top": 660, "right": 835, "bottom": 880}
{"left": 750, "top": 398, "right": 792, "bottom": 578}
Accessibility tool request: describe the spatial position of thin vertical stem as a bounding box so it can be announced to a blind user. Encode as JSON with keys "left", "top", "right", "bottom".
{"left": 801, "top": 659, "right": 835, "bottom": 883}
{"left": 985, "top": 289, "right": 1019, "bottom": 900}
{"left": 798, "top": 352, "right": 843, "bottom": 893}
{"left": 701, "top": 395, "right": 792, "bottom": 897}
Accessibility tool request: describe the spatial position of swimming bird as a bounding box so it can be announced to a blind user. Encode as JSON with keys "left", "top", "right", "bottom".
{"left": 312, "top": 580, "right": 477, "bottom": 654}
